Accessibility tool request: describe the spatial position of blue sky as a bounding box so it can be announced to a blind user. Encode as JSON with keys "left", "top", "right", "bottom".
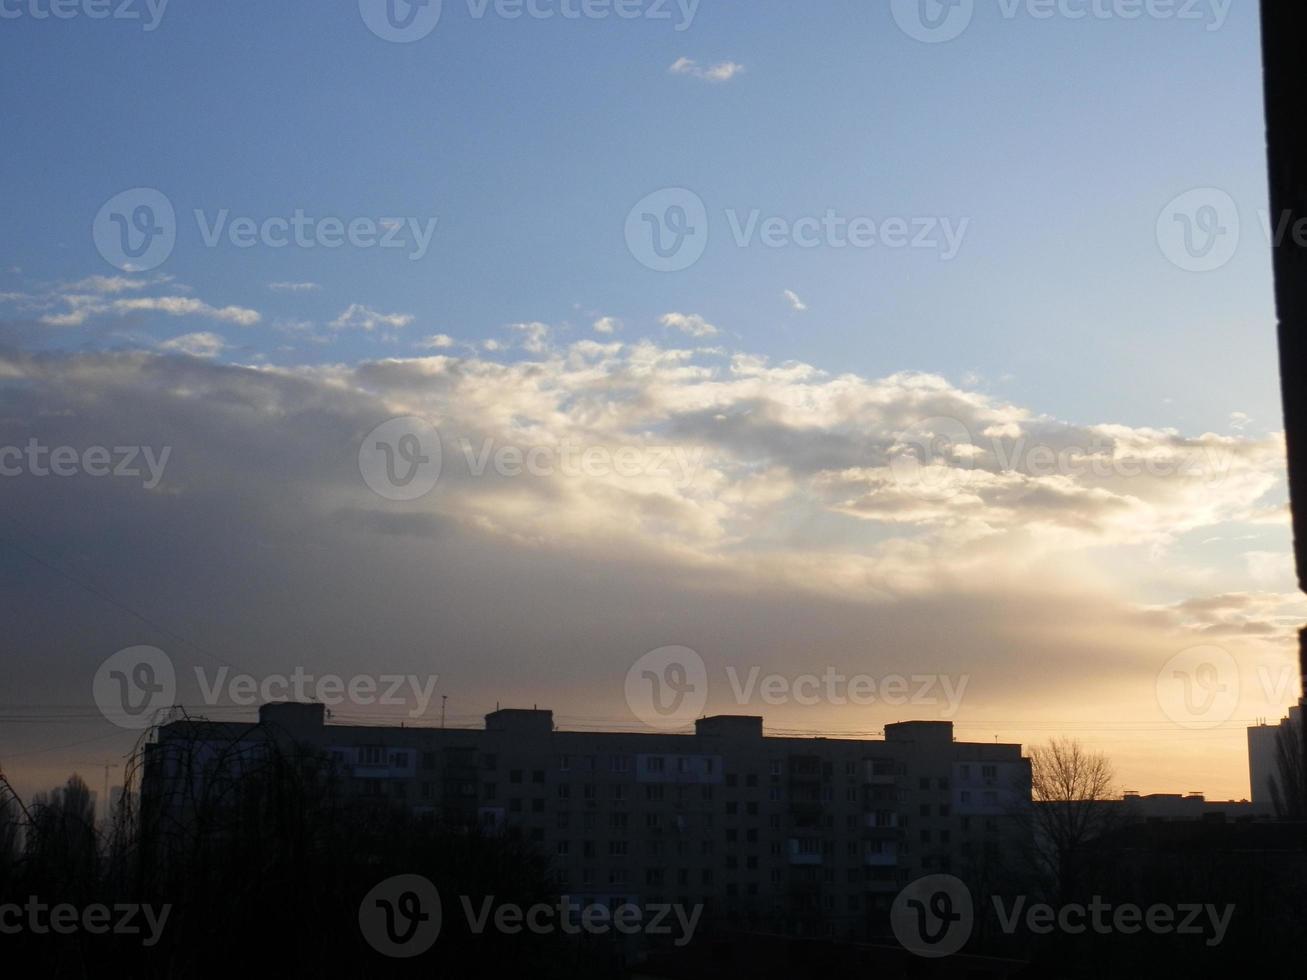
{"left": 1, "top": 0, "right": 1276, "bottom": 430}
{"left": 1, "top": 1, "right": 1299, "bottom": 801}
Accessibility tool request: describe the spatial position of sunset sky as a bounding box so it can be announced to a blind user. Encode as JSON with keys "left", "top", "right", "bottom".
{"left": 1, "top": 1, "right": 1300, "bottom": 802}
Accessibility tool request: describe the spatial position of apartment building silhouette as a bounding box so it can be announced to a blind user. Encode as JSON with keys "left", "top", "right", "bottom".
{"left": 142, "top": 702, "right": 1031, "bottom": 938}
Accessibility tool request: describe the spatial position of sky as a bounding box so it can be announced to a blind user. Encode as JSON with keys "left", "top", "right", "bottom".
{"left": 1, "top": 0, "right": 1301, "bottom": 803}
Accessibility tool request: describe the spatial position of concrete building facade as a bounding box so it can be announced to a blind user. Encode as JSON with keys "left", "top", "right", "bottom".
{"left": 142, "top": 703, "right": 1031, "bottom": 938}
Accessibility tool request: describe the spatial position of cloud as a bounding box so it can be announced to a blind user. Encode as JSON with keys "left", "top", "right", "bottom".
{"left": 159, "top": 332, "right": 227, "bottom": 358}
{"left": 418, "top": 333, "right": 454, "bottom": 349}
{"left": 269, "top": 281, "right": 321, "bottom": 293}
{"left": 511, "top": 321, "right": 550, "bottom": 353}
{"left": 660, "top": 312, "right": 719, "bottom": 338}
{"left": 593, "top": 316, "right": 621, "bottom": 335}
{"left": 40, "top": 295, "right": 260, "bottom": 327}
{"left": 0, "top": 337, "right": 1291, "bottom": 801}
{"left": 669, "top": 57, "right": 745, "bottom": 82}
{"left": 783, "top": 289, "right": 807, "bottom": 312}
{"left": 329, "top": 304, "right": 414, "bottom": 333}
{"left": 66, "top": 275, "right": 164, "bottom": 295}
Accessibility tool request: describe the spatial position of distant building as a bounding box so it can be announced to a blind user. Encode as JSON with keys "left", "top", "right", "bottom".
{"left": 1247, "top": 701, "right": 1302, "bottom": 812}
{"left": 1116, "top": 791, "right": 1257, "bottom": 823}
{"left": 142, "top": 703, "right": 1032, "bottom": 940}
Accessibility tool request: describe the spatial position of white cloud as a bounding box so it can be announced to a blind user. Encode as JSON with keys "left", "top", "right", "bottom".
{"left": 67, "top": 275, "right": 160, "bottom": 295}
{"left": 669, "top": 57, "right": 745, "bottom": 82}
{"left": 330, "top": 304, "right": 414, "bottom": 333}
{"left": 511, "top": 321, "right": 551, "bottom": 353}
{"left": 418, "top": 333, "right": 454, "bottom": 349}
{"left": 593, "top": 316, "right": 621, "bottom": 335}
{"left": 783, "top": 289, "right": 807, "bottom": 312}
{"left": 0, "top": 339, "right": 1291, "bottom": 799}
{"left": 113, "top": 297, "right": 261, "bottom": 326}
{"left": 269, "top": 281, "right": 321, "bottom": 293}
{"left": 159, "top": 332, "right": 227, "bottom": 358}
{"left": 41, "top": 294, "right": 260, "bottom": 327}
{"left": 660, "top": 312, "right": 719, "bottom": 337}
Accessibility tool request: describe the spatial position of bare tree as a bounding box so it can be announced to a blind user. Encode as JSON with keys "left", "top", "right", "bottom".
{"left": 1024, "top": 738, "right": 1117, "bottom": 900}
